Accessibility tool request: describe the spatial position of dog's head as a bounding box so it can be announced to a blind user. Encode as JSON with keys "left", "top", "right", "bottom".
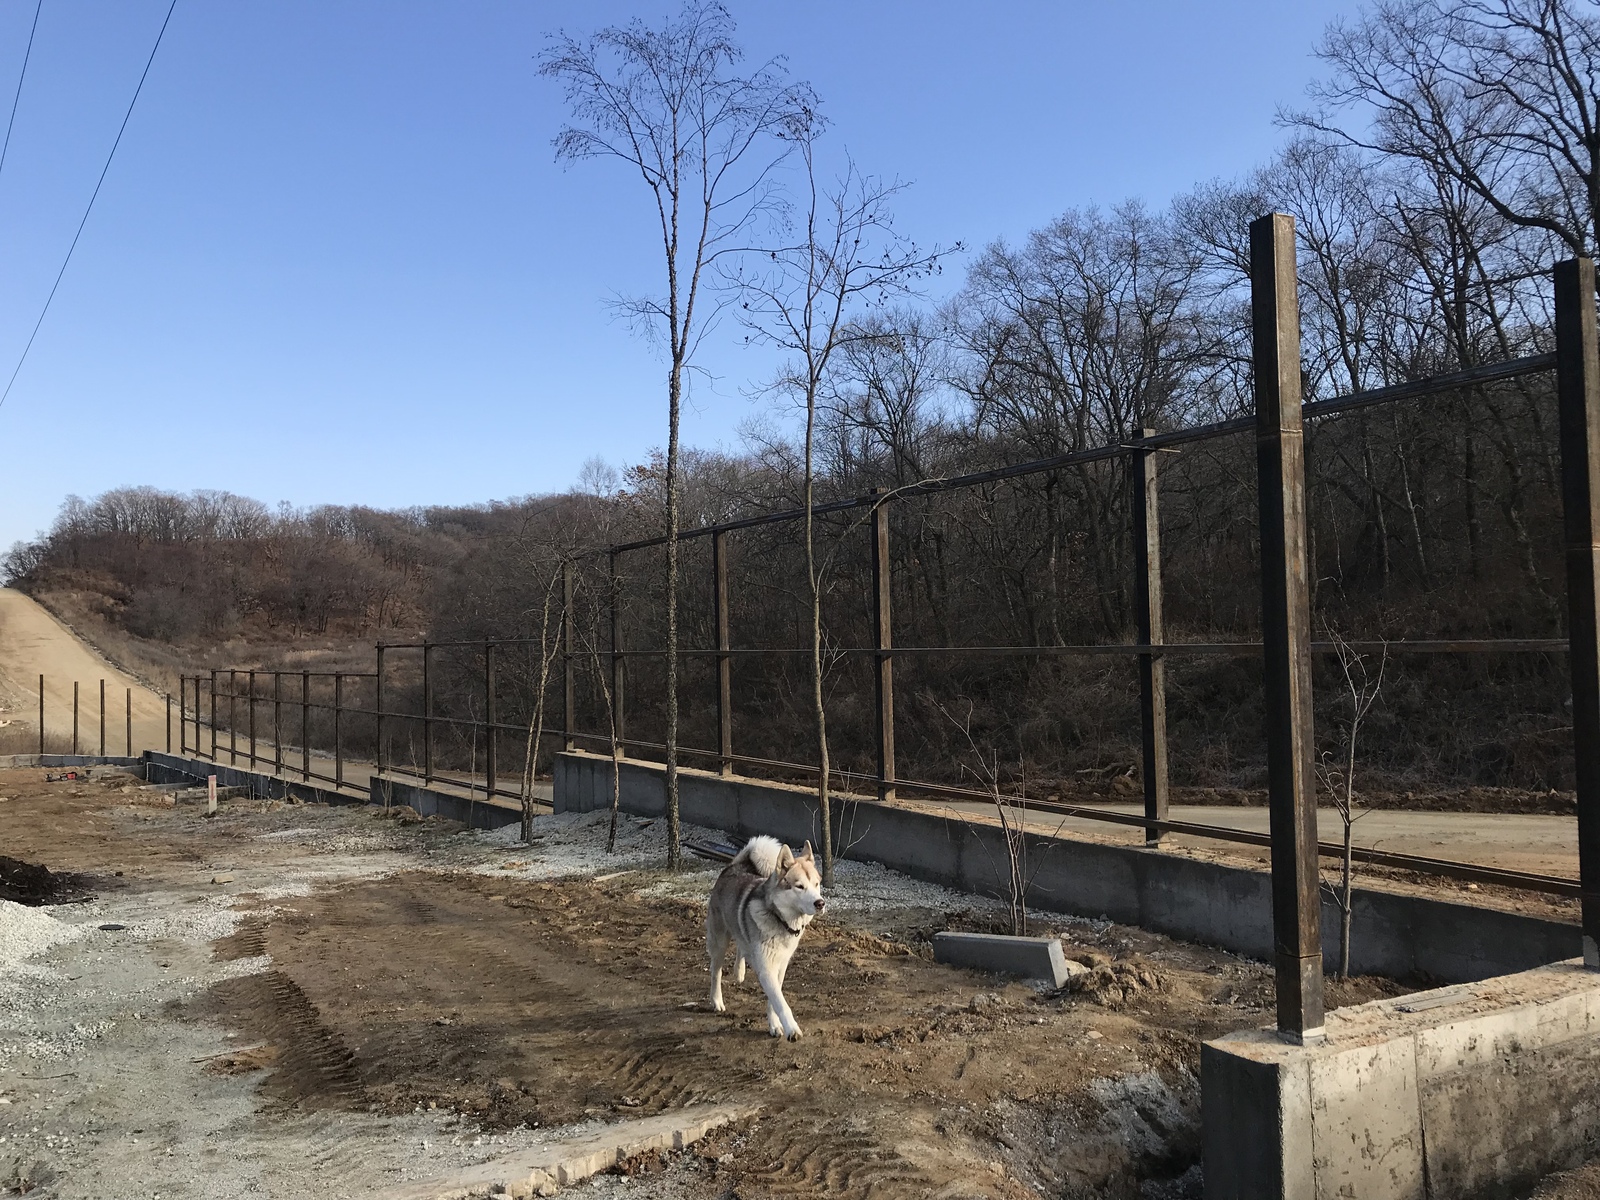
{"left": 768, "top": 841, "right": 826, "bottom": 927}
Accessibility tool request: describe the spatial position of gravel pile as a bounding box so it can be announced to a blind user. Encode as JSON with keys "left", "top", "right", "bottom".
{"left": 0, "top": 899, "right": 85, "bottom": 967}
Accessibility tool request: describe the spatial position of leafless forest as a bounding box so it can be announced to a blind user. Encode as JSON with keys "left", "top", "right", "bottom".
{"left": 6, "top": 1, "right": 1592, "bottom": 800}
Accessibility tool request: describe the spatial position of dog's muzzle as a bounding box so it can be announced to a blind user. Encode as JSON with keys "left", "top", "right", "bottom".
{"left": 813, "top": 898, "right": 827, "bottom": 914}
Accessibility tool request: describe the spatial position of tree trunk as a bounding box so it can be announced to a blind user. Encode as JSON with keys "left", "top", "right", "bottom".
{"left": 664, "top": 365, "right": 682, "bottom": 869}
{"left": 805, "top": 379, "right": 833, "bottom": 885}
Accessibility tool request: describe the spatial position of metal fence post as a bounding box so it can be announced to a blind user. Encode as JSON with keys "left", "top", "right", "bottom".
{"left": 610, "top": 551, "right": 626, "bottom": 757}
{"left": 99, "top": 678, "right": 106, "bottom": 756}
{"left": 334, "top": 673, "right": 344, "bottom": 789}
{"left": 375, "top": 643, "right": 386, "bottom": 778}
{"left": 1556, "top": 255, "right": 1600, "bottom": 969}
{"left": 273, "top": 672, "right": 281, "bottom": 775}
{"left": 485, "top": 642, "right": 498, "bottom": 800}
{"left": 423, "top": 643, "right": 434, "bottom": 784}
{"left": 714, "top": 529, "right": 733, "bottom": 776}
{"left": 228, "top": 669, "right": 238, "bottom": 765}
{"left": 563, "top": 561, "right": 576, "bottom": 752}
{"left": 166, "top": 690, "right": 172, "bottom": 754}
{"left": 248, "top": 670, "right": 257, "bottom": 767}
{"left": 301, "top": 670, "right": 310, "bottom": 782}
{"left": 871, "top": 488, "right": 896, "bottom": 802}
{"left": 210, "top": 670, "right": 217, "bottom": 760}
{"left": 38, "top": 674, "right": 44, "bottom": 755}
{"left": 1251, "top": 211, "right": 1324, "bottom": 1044}
{"left": 125, "top": 688, "right": 132, "bottom": 757}
{"left": 1133, "top": 427, "right": 1170, "bottom": 847}
{"left": 73, "top": 681, "right": 79, "bottom": 755}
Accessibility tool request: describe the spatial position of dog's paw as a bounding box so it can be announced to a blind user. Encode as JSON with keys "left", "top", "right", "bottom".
{"left": 711, "top": 998, "right": 726, "bottom": 1013}
{"left": 785, "top": 1027, "right": 804, "bottom": 1041}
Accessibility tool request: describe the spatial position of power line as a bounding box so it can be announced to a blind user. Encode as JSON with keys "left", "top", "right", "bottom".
{"left": 0, "top": 0, "right": 43, "bottom": 182}
{"left": 0, "top": 0, "right": 178, "bottom": 415}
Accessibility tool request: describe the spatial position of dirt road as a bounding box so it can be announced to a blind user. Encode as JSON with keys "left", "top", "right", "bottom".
{"left": 933, "top": 798, "right": 1584, "bottom": 880}
{"left": 0, "top": 588, "right": 171, "bottom": 754}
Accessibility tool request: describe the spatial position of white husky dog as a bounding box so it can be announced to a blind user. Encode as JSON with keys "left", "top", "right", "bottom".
{"left": 706, "top": 835, "right": 826, "bottom": 1040}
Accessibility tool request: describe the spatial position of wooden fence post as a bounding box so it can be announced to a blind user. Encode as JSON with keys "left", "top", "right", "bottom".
{"left": 1556, "top": 255, "right": 1600, "bottom": 969}
{"left": 563, "top": 562, "right": 576, "bottom": 752}
{"left": 1132, "top": 427, "right": 1170, "bottom": 847}
{"left": 714, "top": 530, "right": 733, "bottom": 776}
{"left": 871, "top": 489, "right": 896, "bottom": 802}
{"left": 1251, "top": 211, "right": 1325, "bottom": 1044}
{"left": 423, "top": 643, "right": 434, "bottom": 784}
{"left": 610, "top": 551, "right": 626, "bottom": 758}
{"left": 485, "top": 642, "right": 498, "bottom": 800}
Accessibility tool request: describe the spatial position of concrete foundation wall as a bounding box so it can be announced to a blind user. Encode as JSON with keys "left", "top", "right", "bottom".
{"left": 0, "top": 754, "right": 146, "bottom": 772}
{"left": 142, "top": 752, "right": 363, "bottom": 808}
{"left": 1203, "top": 961, "right": 1600, "bottom": 1199}
{"left": 136, "top": 755, "right": 531, "bottom": 829}
{"left": 554, "top": 751, "right": 1580, "bottom": 984}
{"left": 373, "top": 776, "right": 524, "bottom": 831}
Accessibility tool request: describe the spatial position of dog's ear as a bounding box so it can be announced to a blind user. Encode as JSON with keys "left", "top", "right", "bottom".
{"left": 778, "top": 845, "right": 796, "bottom": 870}
{"left": 799, "top": 840, "right": 814, "bottom": 861}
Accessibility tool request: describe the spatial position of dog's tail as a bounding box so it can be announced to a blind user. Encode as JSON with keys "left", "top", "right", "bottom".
{"left": 731, "top": 834, "right": 785, "bottom": 877}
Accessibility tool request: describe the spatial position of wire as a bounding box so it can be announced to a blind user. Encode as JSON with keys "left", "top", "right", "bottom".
{"left": 0, "top": 0, "right": 43, "bottom": 183}
{"left": 0, "top": 0, "right": 178, "bottom": 414}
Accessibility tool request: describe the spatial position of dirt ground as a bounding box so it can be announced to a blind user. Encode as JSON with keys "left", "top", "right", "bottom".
{"left": 0, "top": 763, "right": 1428, "bottom": 1199}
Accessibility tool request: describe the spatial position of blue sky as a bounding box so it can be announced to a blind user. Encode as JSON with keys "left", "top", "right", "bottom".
{"left": 0, "top": 0, "right": 1357, "bottom": 550}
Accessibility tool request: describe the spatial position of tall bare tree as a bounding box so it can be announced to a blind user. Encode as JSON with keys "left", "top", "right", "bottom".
{"left": 540, "top": 2, "right": 814, "bottom": 866}
{"left": 1300, "top": 0, "right": 1600, "bottom": 258}
{"left": 736, "top": 132, "right": 943, "bottom": 884}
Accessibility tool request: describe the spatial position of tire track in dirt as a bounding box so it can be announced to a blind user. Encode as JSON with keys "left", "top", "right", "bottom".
{"left": 208, "top": 969, "right": 367, "bottom": 1111}
{"left": 735, "top": 1123, "right": 924, "bottom": 1197}
{"left": 204, "top": 873, "right": 964, "bottom": 1197}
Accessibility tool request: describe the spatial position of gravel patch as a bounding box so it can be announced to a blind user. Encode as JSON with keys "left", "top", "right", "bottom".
{"left": 0, "top": 900, "right": 85, "bottom": 968}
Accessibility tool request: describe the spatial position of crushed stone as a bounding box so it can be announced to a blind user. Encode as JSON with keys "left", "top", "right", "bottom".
{"left": 0, "top": 900, "right": 85, "bottom": 968}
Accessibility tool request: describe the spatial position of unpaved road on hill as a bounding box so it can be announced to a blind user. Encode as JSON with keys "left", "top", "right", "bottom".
{"left": 0, "top": 588, "right": 170, "bottom": 754}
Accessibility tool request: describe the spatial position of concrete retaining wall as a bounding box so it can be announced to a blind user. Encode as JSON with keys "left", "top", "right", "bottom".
{"left": 0, "top": 754, "right": 146, "bottom": 772}
{"left": 373, "top": 775, "right": 525, "bottom": 831}
{"left": 1203, "top": 961, "right": 1600, "bottom": 1199}
{"left": 137, "top": 755, "right": 531, "bottom": 829}
{"left": 555, "top": 750, "right": 1580, "bottom": 984}
{"left": 142, "top": 752, "right": 363, "bottom": 808}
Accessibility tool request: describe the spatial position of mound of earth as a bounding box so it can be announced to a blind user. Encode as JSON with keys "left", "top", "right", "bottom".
{"left": 0, "top": 856, "right": 91, "bottom": 906}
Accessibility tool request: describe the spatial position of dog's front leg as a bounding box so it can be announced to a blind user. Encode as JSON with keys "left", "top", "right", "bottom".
{"left": 752, "top": 949, "right": 802, "bottom": 1040}
{"left": 707, "top": 921, "right": 729, "bottom": 1013}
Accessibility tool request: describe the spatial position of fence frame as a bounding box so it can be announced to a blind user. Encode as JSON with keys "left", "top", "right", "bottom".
{"left": 180, "top": 226, "right": 1600, "bottom": 1043}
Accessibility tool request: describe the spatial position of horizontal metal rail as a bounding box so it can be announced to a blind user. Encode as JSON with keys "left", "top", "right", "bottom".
{"left": 544, "top": 740, "right": 1582, "bottom": 899}
{"left": 187, "top": 683, "right": 1584, "bottom": 898}
{"left": 599, "top": 639, "right": 1571, "bottom": 659}
{"left": 608, "top": 353, "right": 1556, "bottom": 554}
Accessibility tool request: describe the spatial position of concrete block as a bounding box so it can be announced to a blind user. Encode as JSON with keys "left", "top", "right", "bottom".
{"left": 931, "top": 931, "right": 1078, "bottom": 987}
{"left": 1203, "top": 960, "right": 1600, "bottom": 1200}
{"left": 1306, "top": 1036, "right": 1423, "bottom": 1199}
{"left": 1202, "top": 1031, "right": 1314, "bottom": 1200}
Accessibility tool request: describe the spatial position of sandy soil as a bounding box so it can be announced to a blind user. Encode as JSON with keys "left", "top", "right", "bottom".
{"left": 0, "top": 765, "right": 1418, "bottom": 1199}
{"left": 0, "top": 589, "right": 171, "bottom": 755}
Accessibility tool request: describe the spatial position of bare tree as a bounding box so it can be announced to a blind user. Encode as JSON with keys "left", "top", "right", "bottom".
{"left": 936, "top": 698, "right": 1073, "bottom": 936}
{"left": 1316, "top": 627, "right": 1389, "bottom": 980}
{"left": 1299, "top": 0, "right": 1600, "bottom": 258}
{"left": 540, "top": 2, "right": 815, "bottom": 868}
{"left": 736, "top": 132, "right": 945, "bottom": 884}
{"left": 518, "top": 564, "right": 567, "bottom": 844}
